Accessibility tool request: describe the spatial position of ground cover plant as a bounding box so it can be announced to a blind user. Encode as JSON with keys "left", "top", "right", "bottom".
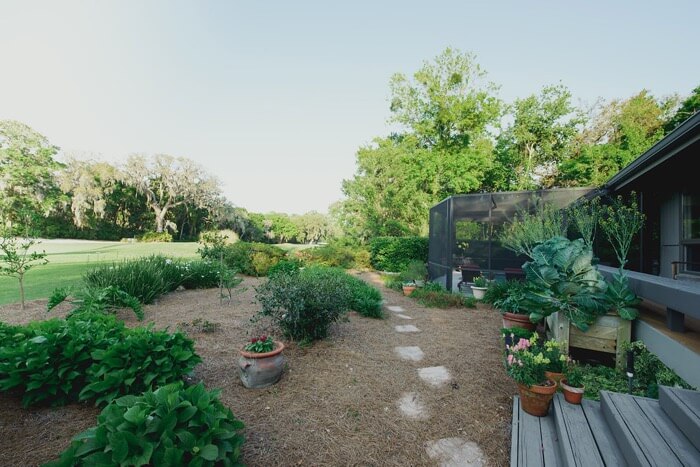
{"left": 49, "top": 383, "right": 244, "bottom": 466}
{"left": 0, "top": 312, "right": 200, "bottom": 407}
{"left": 409, "top": 282, "right": 477, "bottom": 309}
{"left": 48, "top": 285, "right": 144, "bottom": 320}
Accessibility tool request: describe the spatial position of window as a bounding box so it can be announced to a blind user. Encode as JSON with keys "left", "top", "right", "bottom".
{"left": 682, "top": 194, "right": 700, "bottom": 273}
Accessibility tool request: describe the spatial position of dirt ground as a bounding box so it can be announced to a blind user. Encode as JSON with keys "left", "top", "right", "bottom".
{"left": 0, "top": 272, "right": 516, "bottom": 466}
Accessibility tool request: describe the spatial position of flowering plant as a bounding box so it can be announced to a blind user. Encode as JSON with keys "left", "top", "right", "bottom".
{"left": 563, "top": 361, "right": 585, "bottom": 388}
{"left": 539, "top": 338, "right": 569, "bottom": 373}
{"left": 244, "top": 335, "right": 275, "bottom": 353}
{"left": 504, "top": 334, "right": 552, "bottom": 387}
{"left": 472, "top": 275, "right": 489, "bottom": 288}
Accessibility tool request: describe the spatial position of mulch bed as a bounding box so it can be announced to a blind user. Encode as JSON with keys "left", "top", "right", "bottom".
{"left": 0, "top": 272, "right": 515, "bottom": 466}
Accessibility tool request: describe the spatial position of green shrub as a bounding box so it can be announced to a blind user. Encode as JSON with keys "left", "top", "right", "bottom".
{"left": 0, "top": 313, "right": 201, "bottom": 407}
{"left": 382, "top": 274, "right": 403, "bottom": 291}
{"left": 202, "top": 242, "right": 286, "bottom": 276}
{"left": 399, "top": 260, "right": 427, "bottom": 283}
{"left": 297, "top": 244, "right": 355, "bottom": 268}
{"left": 345, "top": 275, "right": 383, "bottom": 318}
{"left": 267, "top": 259, "right": 302, "bottom": 277}
{"left": 178, "top": 260, "right": 221, "bottom": 289}
{"left": 255, "top": 266, "right": 353, "bottom": 341}
{"left": 137, "top": 231, "right": 173, "bottom": 242}
{"left": 369, "top": 236, "right": 428, "bottom": 272}
{"left": 410, "top": 288, "right": 476, "bottom": 309}
{"left": 49, "top": 383, "right": 244, "bottom": 467}
{"left": 483, "top": 280, "right": 530, "bottom": 315}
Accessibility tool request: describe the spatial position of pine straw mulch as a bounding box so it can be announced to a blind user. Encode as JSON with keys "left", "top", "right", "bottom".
{"left": 0, "top": 272, "right": 516, "bottom": 466}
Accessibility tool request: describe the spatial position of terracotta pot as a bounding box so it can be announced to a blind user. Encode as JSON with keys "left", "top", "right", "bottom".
{"left": 471, "top": 286, "right": 487, "bottom": 300}
{"left": 560, "top": 379, "right": 585, "bottom": 404}
{"left": 517, "top": 380, "right": 557, "bottom": 417}
{"left": 239, "top": 341, "right": 285, "bottom": 389}
{"left": 502, "top": 312, "right": 537, "bottom": 331}
{"left": 544, "top": 371, "right": 564, "bottom": 390}
{"left": 402, "top": 285, "right": 416, "bottom": 296}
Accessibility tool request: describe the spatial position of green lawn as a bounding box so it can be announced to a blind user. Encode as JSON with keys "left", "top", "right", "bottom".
{"left": 0, "top": 240, "right": 199, "bottom": 305}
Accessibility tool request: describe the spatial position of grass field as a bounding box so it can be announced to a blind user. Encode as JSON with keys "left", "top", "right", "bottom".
{"left": 0, "top": 240, "right": 199, "bottom": 305}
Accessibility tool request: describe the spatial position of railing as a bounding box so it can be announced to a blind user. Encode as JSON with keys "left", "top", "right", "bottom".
{"left": 598, "top": 265, "right": 700, "bottom": 332}
{"left": 671, "top": 261, "right": 700, "bottom": 280}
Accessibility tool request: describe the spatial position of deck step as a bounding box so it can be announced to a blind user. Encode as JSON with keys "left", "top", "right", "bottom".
{"left": 659, "top": 385, "right": 700, "bottom": 452}
{"left": 579, "top": 399, "right": 627, "bottom": 466}
{"left": 601, "top": 390, "right": 700, "bottom": 467}
{"left": 552, "top": 394, "right": 605, "bottom": 467}
{"left": 511, "top": 396, "right": 562, "bottom": 466}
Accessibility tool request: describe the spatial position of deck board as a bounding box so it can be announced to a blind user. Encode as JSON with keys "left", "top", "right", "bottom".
{"left": 520, "top": 406, "right": 545, "bottom": 466}
{"left": 554, "top": 395, "right": 604, "bottom": 466}
{"left": 580, "top": 399, "right": 627, "bottom": 466}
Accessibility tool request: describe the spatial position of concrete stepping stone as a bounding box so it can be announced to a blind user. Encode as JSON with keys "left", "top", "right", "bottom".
{"left": 387, "top": 305, "right": 405, "bottom": 313}
{"left": 396, "top": 314, "right": 413, "bottom": 320}
{"left": 395, "top": 325, "right": 420, "bottom": 333}
{"left": 397, "top": 392, "right": 427, "bottom": 419}
{"left": 418, "top": 366, "right": 451, "bottom": 386}
{"left": 425, "top": 437, "right": 485, "bottom": 467}
{"left": 394, "top": 346, "right": 424, "bottom": 361}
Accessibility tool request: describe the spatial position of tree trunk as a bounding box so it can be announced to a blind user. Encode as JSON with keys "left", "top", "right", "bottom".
{"left": 19, "top": 274, "right": 25, "bottom": 311}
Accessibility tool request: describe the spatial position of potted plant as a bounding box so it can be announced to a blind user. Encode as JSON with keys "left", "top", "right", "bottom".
{"left": 560, "top": 362, "right": 585, "bottom": 404}
{"left": 505, "top": 333, "right": 557, "bottom": 417}
{"left": 500, "top": 327, "right": 535, "bottom": 352}
{"left": 400, "top": 260, "right": 427, "bottom": 287}
{"left": 402, "top": 282, "right": 417, "bottom": 296}
{"left": 539, "top": 338, "right": 568, "bottom": 388}
{"left": 238, "top": 335, "right": 285, "bottom": 389}
{"left": 470, "top": 274, "right": 489, "bottom": 300}
{"left": 488, "top": 280, "right": 537, "bottom": 331}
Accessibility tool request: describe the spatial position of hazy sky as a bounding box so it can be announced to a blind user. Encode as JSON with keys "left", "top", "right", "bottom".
{"left": 1, "top": 1, "right": 698, "bottom": 214}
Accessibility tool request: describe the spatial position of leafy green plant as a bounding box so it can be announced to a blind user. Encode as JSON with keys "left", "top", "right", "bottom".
{"left": 625, "top": 341, "right": 693, "bottom": 398}
{"left": 0, "top": 313, "right": 201, "bottom": 408}
{"left": 83, "top": 256, "right": 173, "bottom": 304}
{"left": 472, "top": 275, "right": 488, "bottom": 288}
{"left": 536, "top": 338, "right": 568, "bottom": 373}
{"left": 345, "top": 275, "right": 383, "bottom": 318}
{"left": 0, "top": 233, "right": 49, "bottom": 310}
{"left": 520, "top": 237, "right": 607, "bottom": 330}
{"left": 48, "top": 285, "right": 144, "bottom": 320}
{"left": 564, "top": 362, "right": 585, "bottom": 388}
{"left": 504, "top": 334, "right": 551, "bottom": 387}
{"left": 48, "top": 383, "right": 244, "bottom": 467}
{"left": 177, "top": 318, "right": 221, "bottom": 334}
{"left": 486, "top": 280, "right": 531, "bottom": 315}
{"left": 295, "top": 244, "right": 356, "bottom": 268}
{"left": 201, "top": 241, "right": 286, "bottom": 276}
{"left": 568, "top": 197, "right": 602, "bottom": 250}
{"left": 369, "top": 236, "right": 428, "bottom": 272}
{"left": 500, "top": 327, "right": 534, "bottom": 341}
{"left": 243, "top": 335, "right": 275, "bottom": 353}
{"left": 381, "top": 274, "right": 403, "bottom": 291}
{"left": 255, "top": 266, "right": 353, "bottom": 341}
{"left": 603, "top": 271, "right": 641, "bottom": 320}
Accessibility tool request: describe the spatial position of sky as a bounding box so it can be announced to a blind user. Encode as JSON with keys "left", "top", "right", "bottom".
{"left": 1, "top": 0, "right": 698, "bottom": 214}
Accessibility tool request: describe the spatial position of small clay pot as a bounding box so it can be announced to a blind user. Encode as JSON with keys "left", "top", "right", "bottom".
{"left": 544, "top": 371, "right": 564, "bottom": 390}
{"left": 517, "top": 380, "right": 557, "bottom": 417}
{"left": 402, "top": 285, "right": 416, "bottom": 296}
{"left": 560, "top": 379, "right": 585, "bottom": 404}
{"left": 502, "top": 312, "right": 537, "bottom": 331}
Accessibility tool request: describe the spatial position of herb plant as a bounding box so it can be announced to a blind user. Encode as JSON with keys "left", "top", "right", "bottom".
{"left": 244, "top": 335, "right": 275, "bottom": 353}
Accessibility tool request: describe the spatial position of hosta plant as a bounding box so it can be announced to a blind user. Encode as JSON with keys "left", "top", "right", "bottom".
{"left": 48, "top": 382, "right": 244, "bottom": 467}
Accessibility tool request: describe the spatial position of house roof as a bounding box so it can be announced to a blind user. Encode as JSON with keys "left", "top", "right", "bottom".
{"left": 602, "top": 111, "right": 700, "bottom": 193}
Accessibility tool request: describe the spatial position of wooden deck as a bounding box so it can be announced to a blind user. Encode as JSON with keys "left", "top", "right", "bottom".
{"left": 511, "top": 387, "right": 700, "bottom": 466}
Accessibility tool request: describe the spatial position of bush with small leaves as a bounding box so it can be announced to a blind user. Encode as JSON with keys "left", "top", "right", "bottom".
{"left": 48, "top": 382, "right": 244, "bottom": 467}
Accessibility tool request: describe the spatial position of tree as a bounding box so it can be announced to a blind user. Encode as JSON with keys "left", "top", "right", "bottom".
{"left": 558, "top": 90, "right": 675, "bottom": 186}
{"left": 293, "top": 211, "right": 331, "bottom": 244}
{"left": 665, "top": 84, "right": 700, "bottom": 133}
{"left": 488, "top": 85, "right": 583, "bottom": 190}
{"left": 0, "top": 120, "right": 64, "bottom": 232}
{"left": 57, "top": 158, "right": 119, "bottom": 228}
{"left": 0, "top": 233, "right": 48, "bottom": 310}
{"left": 121, "top": 154, "right": 222, "bottom": 233}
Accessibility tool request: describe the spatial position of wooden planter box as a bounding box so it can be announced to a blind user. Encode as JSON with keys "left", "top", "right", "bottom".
{"left": 546, "top": 312, "right": 632, "bottom": 368}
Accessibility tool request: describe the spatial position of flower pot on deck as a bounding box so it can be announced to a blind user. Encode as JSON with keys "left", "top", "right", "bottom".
{"left": 517, "top": 380, "right": 557, "bottom": 417}
{"left": 560, "top": 379, "right": 585, "bottom": 404}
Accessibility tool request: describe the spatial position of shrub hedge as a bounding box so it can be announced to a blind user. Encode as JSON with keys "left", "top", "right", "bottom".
{"left": 49, "top": 383, "right": 244, "bottom": 467}
{"left": 201, "top": 242, "right": 286, "bottom": 276}
{"left": 369, "top": 236, "right": 428, "bottom": 272}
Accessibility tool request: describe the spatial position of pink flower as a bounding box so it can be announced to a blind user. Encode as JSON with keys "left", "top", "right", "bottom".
{"left": 251, "top": 337, "right": 258, "bottom": 343}
{"left": 507, "top": 354, "right": 515, "bottom": 365}
{"left": 261, "top": 335, "right": 268, "bottom": 341}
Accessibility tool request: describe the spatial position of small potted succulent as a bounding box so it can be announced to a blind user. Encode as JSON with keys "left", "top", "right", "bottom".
{"left": 560, "top": 362, "right": 586, "bottom": 404}
{"left": 470, "top": 274, "right": 489, "bottom": 300}
{"left": 505, "top": 333, "right": 557, "bottom": 417}
{"left": 238, "top": 335, "right": 285, "bottom": 389}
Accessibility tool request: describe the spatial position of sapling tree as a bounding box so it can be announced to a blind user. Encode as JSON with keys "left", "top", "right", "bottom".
{"left": 599, "top": 193, "right": 645, "bottom": 269}
{"left": 0, "top": 233, "right": 49, "bottom": 310}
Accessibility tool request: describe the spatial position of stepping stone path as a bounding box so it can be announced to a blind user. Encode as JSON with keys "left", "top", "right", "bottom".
{"left": 386, "top": 301, "right": 484, "bottom": 462}
{"left": 425, "top": 438, "right": 485, "bottom": 467}
{"left": 418, "top": 366, "right": 451, "bottom": 387}
{"left": 397, "top": 392, "right": 427, "bottom": 419}
{"left": 395, "top": 324, "right": 420, "bottom": 333}
{"left": 394, "top": 346, "right": 424, "bottom": 361}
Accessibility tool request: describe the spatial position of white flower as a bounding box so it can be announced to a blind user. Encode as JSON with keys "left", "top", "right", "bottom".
{"left": 165, "top": 259, "right": 172, "bottom": 265}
